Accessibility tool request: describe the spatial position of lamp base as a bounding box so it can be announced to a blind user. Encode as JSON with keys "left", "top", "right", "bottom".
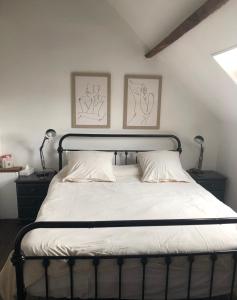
{"left": 188, "top": 168, "right": 204, "bottom": 175}
{"left": 35, "top": 169, "right": 56, "bottom": 178}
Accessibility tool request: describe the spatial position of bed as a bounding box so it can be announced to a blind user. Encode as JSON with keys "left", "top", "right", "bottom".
{"left": 1, "top": 133, "right": 237, "bottom": 300}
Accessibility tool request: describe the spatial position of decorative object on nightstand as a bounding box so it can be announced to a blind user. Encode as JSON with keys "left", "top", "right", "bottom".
{"left": 189, "top": 135, "right": 205, "bottom": 174}
{"left": 187, "top": 170, "right": 227, "bottom": 202}
{"left": 15, "top": 172, "right": 55, "bottom": 221}
{"left": 0, "top": 154, "right": 14, "bottom": 168}
{"left": 37, "top": 128, "right": 57, "bottom": 177}
{"left": 0, "top": 154, "right": 22, "bottom": 174}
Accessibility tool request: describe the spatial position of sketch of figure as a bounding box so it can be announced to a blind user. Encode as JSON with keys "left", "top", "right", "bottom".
{"left": 78, "top": 84, "right": 92, "bottom": 113}
{"left": 140, "top": 85, "right": 154, "bottom": 124}
{"left": 92, "top": 85, "right": 105, "bottom": 117}
{"left": 128, "top": 80, "right": 155, "bottom": 125}
{"left": 127, "top": 80, "right": 141, "bottom": 123}
{"left": 77, "top": 83, "right": 106, "bottom": 122}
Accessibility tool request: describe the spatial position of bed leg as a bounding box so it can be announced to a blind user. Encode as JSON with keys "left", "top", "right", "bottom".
{"left": 11, "top": 251, "right": 26, "bottom": 300}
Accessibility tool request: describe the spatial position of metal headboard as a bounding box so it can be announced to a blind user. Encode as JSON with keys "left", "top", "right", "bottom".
{"left": 57, "top": 133, "right": 182, "bottom": 170}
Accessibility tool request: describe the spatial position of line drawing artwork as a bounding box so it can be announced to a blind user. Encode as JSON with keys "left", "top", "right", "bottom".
{"left": 77, "top": 83, "right": 106, "bottom": 122}
{"left": 128, "top": 80, "right": 155, "bottom": 125}
{"left": 72, "top": 73, "right": 110, "bottom": 128}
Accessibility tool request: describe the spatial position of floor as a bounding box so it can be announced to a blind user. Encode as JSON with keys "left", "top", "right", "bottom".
{"left": 0, "top": 219, "right": 23, "bottom": 271}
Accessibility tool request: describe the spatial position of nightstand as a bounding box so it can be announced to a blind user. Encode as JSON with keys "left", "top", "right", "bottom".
{"left": 187, "top": 170, "right": 227, "bottom": 202}
{"left": 15, "top": 172, "right": 55, "bottom": 221}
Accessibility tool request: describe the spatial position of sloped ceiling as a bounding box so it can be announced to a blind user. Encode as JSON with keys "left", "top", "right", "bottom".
{"left": 108, "top": 0, "right": 237, "bottom": 122}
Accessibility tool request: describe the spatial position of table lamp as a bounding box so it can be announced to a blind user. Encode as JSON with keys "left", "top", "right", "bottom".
{"left": 189, "top": 135, "right": 204, "bottom": 174}
{"left": 39, "top": 129, "right": 56, "bottom": 170}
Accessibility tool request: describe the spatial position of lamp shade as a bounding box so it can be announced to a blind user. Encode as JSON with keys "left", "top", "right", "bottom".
{"left": 194, "top": 135, "right": 204, "bottom": 145}
{"left": 45, "top": 129, "right": 56, "bottom": 138}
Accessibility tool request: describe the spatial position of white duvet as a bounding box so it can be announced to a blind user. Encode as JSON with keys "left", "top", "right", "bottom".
{"left": 1, "top": 171, "right": 237, "bottom": 300}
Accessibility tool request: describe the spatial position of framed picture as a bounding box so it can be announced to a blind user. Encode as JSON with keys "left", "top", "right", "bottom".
{"left": 71, "top": 72, "right": 111, "bottom": 128}
{"left": 123, "top": 75, "right": 162, "bottom": 129}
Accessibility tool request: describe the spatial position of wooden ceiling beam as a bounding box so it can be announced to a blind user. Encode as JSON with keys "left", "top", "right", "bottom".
{"left": 145, "top": 0, "right": 230, "bottom": 58}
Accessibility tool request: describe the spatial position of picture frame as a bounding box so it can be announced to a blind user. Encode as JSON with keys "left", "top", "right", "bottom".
{"left": 71, "top": 72, "right": 111, "bottom": 128}
{"left": 123, "top": 75, "right": 162, "bottom": 129}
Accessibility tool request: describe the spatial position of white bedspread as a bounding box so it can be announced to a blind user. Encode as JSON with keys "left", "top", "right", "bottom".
{"left": 1, "top": 171, "right": 237, "bottom": 300}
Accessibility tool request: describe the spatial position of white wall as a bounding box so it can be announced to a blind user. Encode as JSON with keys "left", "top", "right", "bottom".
{"left": 108, "top": 0, "right": 237, "bottom": 122}
{"left": 108, "top": 0, "right": 237, "bottom": 211}
{"left": 0, "top": 173, "right": 18, "bottom": 218}
{"left": 0, "top": 0, "right": 219, "bottom": 176}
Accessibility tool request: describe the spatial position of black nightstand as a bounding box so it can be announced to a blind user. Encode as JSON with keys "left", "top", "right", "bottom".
{"left": 187, "top": 170, "right": 227, "bottom": 202}
{"left": 15, "top": 172, "right": 55, "bottom": 221}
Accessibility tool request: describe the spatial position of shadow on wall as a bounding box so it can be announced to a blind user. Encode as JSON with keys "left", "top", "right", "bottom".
{"left": 179, "top": 135, "right": 205, "bottom": 170}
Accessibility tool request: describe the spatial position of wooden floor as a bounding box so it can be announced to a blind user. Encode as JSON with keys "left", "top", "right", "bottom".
{"left": 0, "top": 219, "right": 24, "bottom": 271}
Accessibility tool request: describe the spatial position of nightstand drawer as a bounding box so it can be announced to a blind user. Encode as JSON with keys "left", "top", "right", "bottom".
{"left": 209, "top": 190, "right": 225, "bottom": 201}
{"left": 18, "top": 196, "right": 45, "bottom": 207}
{"left": 16, "top": 172, "right": 55, "bottom": 221}
{"left": 197, "top": 180, "right": 226, "bottom": 191}
{"left": 17, "top": 184, "right": 49, "bottom": 197}
{"left": 18, "top": 205, "right": 41, "bottom": 220}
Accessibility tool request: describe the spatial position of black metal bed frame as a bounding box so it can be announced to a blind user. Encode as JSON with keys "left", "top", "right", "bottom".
{"left": 12, "top": 133, "right": 237, "bottom": 300}
{"left": 57, "top": 133, "right": 182, "bottom": 170}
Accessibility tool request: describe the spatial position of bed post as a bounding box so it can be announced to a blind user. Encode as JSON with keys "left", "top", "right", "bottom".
{"left": 58, "top": 146, "right": 63, "bottom": 171}
{"left": 11, "top": 223, "right": 38, "bottom": 300}
{"left": 11, "top": 251, "right": 26, "bottom": 300}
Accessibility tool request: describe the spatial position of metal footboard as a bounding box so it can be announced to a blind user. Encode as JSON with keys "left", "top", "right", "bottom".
{"left": 12, "top": 218, "right": 237, "bottom": 300}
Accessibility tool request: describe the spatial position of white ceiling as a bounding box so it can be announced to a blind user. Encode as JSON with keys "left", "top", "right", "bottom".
{"left": 108, "top": 0, "right": 206, "bottom": 50}
{"left": 108, "top": 0, "right": 237, "bottom": 122}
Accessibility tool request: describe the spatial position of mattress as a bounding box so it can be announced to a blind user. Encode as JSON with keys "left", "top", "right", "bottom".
{"left": 1, "top": 170, "right": 237, "bottom": 300}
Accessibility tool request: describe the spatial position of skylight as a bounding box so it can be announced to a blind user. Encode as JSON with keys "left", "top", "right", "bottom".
{"left": 213, "top": 46, "right": 237, "bottom": 84}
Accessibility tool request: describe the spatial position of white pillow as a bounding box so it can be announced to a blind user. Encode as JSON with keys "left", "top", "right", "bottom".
{"left": 137, "top": 150, "right": 190, "bottom": 183}
{"left": 63, "top": 151, "right": 115, "bottom": 182}
{"left": 113, "top": 164, "right": 141, "bottom": 177}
